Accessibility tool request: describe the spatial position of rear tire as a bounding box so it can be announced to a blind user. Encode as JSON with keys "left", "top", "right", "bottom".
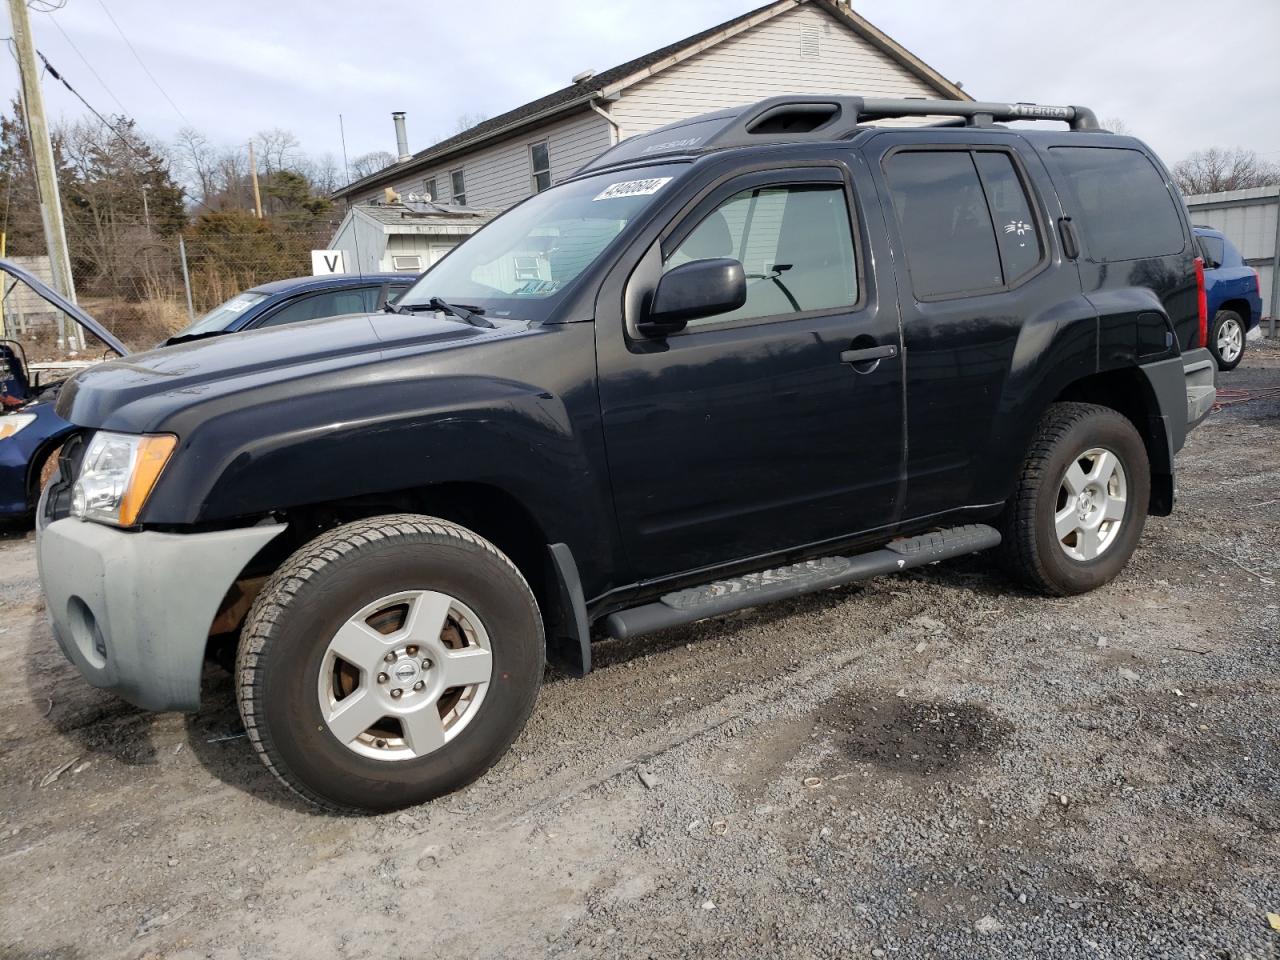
{"left": 236, "top": 514, "right": 543, "bottom": 813}
{"left": 1209, "top": 309, "right": 1245, "bottom": 371}
{"left": 999, "top": 402, "right": 1149, "bottom": 596}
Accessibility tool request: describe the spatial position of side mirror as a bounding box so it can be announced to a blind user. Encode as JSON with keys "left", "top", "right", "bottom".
{"left": 637, "top": 258, "right": 747, "bottom": 338}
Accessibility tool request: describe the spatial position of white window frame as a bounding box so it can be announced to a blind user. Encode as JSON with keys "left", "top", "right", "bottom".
{"left": 450, "top": 168, "right": 466, "bottom": 206}
{"left": 423, "top": 176, "right": 438, "bottom": 201}
{"left": 391, "top": 254, "right": 424, "bottom": 272}
{"left": 529, "top": 140, "right": 551, "bottom": 194}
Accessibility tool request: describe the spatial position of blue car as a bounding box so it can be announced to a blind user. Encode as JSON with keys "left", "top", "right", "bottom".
{"left": 0, "top": 260, "right": 129, "bottom": 520}
{"left": 1195, "top": 226, "right": 1263, "bottom": 371}
{"left": 164, "top": 273, "right": 414, "bottom": 344}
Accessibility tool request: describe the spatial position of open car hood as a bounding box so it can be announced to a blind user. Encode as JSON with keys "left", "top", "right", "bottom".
{"left": 0, "top": 259, "right": 129, "bottom": 357}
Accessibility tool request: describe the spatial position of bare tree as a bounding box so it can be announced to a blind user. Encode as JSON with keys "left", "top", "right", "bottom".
{"left": 252, "top": 128, "right": 303, "bottom": 177}
{"left": 349, "top": 150, "right": 397, "bottom": 180}
{"left": 454, "top": 112, "right": 487, "bottom": 134}
{"left": 1171, "top": 147, "right": 1280, "bottom": 196}
{"left": 305, "top": 152, "right": 342, "bottom": 195}
{"left": 172, "top": 126, "right": 219, "bottom": 206}
{"left": 1103, "top": 116, "right": 1132, "bottom": 136}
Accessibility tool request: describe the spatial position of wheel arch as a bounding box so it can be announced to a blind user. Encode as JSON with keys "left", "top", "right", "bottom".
{"left": 1216, "top": 299, "right": 1252, "bottom": 326}
{"left": 1052, "top": 367, "right": 1174, "bottom": 515}
{"left": 211, "top": 481, "right": 590, "bottom": 675}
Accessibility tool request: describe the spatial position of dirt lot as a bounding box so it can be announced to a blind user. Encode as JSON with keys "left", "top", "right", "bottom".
{"left": 2, "top": 344, "right": 1278, "bottom": 960}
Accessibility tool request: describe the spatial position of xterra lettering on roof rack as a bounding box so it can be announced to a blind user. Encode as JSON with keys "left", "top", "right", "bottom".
{"left": 581, "top": 95, "right": 1104, "bottom": 173}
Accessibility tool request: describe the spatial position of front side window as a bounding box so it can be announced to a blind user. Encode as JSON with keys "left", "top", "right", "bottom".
{"left": 396, "top": 163, "right": 688, "bottom": 321}
{"left": 255, "top": 288, "right": 374, "bottom": 329}
{"left": 664, "top": 182, "right": 857, "bottom": 327}
{"left": 530, "top": 141, "right": 551, "bottom": 193}
{"left": 451, "top": 168, "right": 466, "bottom": 206}
{"left": 1048, "top": 147, "right": 1184, "bottom": 262}
{"left": 423, "top": 176, "right": 438, "bottom": 201}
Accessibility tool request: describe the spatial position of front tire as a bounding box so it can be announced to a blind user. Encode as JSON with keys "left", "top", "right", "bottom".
{"left": 1209, "top": 309, "right": 1245, "bottom": 371}
{"left": 999, "top": 403, "right": 1150, "bottom": 596}
{"left": 236, "top": 514, "right": 543, "bottom": 813}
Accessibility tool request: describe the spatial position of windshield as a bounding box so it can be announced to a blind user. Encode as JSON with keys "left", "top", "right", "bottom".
{"left": 177, "top": 291, "right": 269, "bottom": 337}
{"left": 396, "top": 164, "right": 687, "bottom": 320}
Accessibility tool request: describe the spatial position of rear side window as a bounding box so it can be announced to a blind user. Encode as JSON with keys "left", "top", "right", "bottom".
{"left": 1049, "top": 147, "right": 1184, "bottom": 262}
{"left": 974, "top": 152, "right": 1043, "bottom": 283}
{"left": 1198, "top": 235, "right": 1225, "bottom": 268}
{"left": 884, "top": 151, "right": 1034, "bottom": 299}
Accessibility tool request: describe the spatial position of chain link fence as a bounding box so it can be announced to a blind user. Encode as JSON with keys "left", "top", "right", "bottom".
{"left": 1, "top": 214, "right": 342, "bottom": 355}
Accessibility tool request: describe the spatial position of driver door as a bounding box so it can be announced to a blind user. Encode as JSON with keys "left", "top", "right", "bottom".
{"left": 596, "top": 163, "right": 905, "bottom": 580}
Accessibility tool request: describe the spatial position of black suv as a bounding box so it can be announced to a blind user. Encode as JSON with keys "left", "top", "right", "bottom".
{"left": 38, "top": 97, "right": 1217, "bottom": 812}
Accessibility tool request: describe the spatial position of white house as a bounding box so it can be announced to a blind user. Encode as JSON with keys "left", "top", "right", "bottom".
{"left": 332, "top": 0, "right": 968, "bottom": 210}
{"left": 327, "top": 199, "right": 499, "bottom": 275}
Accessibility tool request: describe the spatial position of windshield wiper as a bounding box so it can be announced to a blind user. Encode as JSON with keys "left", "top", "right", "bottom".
{"left": 397, "top": 296, "right": 494, "bottom": 329}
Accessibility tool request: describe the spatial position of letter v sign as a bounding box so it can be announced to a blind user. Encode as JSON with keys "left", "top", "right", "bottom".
{"left": 311, "top": 250, "right": 348, "bottom": 276}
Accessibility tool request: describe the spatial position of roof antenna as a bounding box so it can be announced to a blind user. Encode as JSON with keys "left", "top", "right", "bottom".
{"left": 338, "top": 113, "right": 363, "bottom": 277}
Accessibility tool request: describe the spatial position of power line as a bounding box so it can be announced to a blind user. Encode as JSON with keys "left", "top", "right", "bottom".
{"left": 31, "top": 46, "right": 156, "bottom": 168}
{"left": 41, "top": 8, "right": 129, "bottom": 117}
{"left": 93, "top": 0, "right": 192, "bottom": 128}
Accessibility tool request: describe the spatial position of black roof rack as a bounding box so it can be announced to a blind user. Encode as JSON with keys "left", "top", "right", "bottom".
{"left": 581, "top": 96, "right": 1104, "bottom": 173}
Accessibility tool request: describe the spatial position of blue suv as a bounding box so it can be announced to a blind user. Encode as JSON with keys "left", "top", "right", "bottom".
{"left": 1195, "top": 226, "right": 1263, "bottom": 370}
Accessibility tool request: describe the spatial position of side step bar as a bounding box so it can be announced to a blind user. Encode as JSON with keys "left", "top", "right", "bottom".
{"left": 604, "top": 524, "right": 1001, "bottom": 640}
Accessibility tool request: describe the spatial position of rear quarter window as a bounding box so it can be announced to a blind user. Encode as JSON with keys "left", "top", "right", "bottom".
{"left": 1049, "top": 146, "right": 1185, "bottom": 262}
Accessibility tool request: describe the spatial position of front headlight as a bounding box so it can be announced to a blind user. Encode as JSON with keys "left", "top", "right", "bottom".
{"left": 0, "top": 413, "right": 37, "bottom": 440}
{"left": 71, "top": 431, "right": 177, "bottom": 527}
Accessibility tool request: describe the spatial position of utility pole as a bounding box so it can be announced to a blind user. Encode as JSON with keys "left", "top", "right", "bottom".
{"left": 247, "top": 139, "right": 263, "bottom": 218}
{"left": 141, "top": 185, "right": 152, "bottom": 235}
{"left": 8, "top": 0, "right": 79, "bottom": 350}
{"left": 7, "top": 6, "right": 73, "bottom": 282}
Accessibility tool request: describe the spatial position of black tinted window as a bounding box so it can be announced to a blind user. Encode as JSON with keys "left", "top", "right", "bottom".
{"left": 1049, "top": 147, "right": 1184, "bottom": 261}
{"left": 974, "top": 152, "right": 1042, "bottom": 283}
{"left": 255, "top": 288, "right": 373, "bottom": 329}
{"left": 884, "top": 151, "right": 1002, "bottom": 298}
{"left": 1198, "top": 235, "right": 1225, "bottom": 268}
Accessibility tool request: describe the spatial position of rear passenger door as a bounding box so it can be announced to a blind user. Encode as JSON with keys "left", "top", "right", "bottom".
{"left": 868, "top": 133, "right": 1092, "bottom": 520}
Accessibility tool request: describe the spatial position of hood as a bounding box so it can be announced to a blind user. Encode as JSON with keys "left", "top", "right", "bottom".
{"left": 57, "top": 310, "right": 526, "bottom": 432}
{"left": 0, "top": 259, "right": 129, "bottom": 356}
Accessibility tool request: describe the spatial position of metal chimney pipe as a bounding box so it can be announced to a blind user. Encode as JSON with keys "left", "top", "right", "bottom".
{"left": 392, "top": 111, "right": 410, "bottom": 162}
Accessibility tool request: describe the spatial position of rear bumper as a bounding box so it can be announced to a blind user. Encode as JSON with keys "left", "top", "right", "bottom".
{"left": 1181, "top": 349, "right": 1216, "bottom": 430}
{"left": 37, "top": 517, "right": 285, "bottom": 711}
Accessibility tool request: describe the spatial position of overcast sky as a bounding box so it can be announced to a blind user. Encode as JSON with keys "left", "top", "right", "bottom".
{"left": 5, "top": 0, "right": 1279, "bottom": 176}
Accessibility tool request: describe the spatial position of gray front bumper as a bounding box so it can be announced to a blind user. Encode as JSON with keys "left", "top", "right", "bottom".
{"left": 37, "top": 518, "right": 285, "bottom": 712}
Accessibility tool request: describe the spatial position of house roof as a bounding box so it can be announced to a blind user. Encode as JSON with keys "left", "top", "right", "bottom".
{"left": 353, "top": 201, "right": 500, "bottom": 230}
{"left": 333, "top": 0, "right": 968, "bottom": 200}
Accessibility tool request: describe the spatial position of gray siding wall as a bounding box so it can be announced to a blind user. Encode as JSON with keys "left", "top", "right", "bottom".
{"left": 1186, "top": 187, "right": 1279, "bottom": 321}
{"left": 356, "top": 111, "right": 614, "bottom": 209}
{"left": 610, "top": 4, "right": 941, "bottom": 138}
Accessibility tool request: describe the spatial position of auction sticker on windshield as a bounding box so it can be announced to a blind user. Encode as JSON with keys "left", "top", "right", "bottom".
{"left": 593, "top": 177, "right": 672, "bottom": 201}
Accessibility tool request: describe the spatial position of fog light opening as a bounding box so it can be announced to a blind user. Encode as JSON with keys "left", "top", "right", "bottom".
{"left": 66, "top": 596, "right": 107, "bottom": 668}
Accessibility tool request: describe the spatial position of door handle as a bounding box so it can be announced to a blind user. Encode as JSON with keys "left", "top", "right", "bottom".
{"left": 840, "top": 343, "right": 898, "bottom": 364}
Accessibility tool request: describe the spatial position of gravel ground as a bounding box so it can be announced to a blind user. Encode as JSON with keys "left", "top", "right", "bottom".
{"left": 2, "top": 342, "right": 1278, "bottom": 960}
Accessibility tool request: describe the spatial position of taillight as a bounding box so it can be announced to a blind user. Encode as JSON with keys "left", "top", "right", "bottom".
{"left": 1254, "top": 269, "right": 1262, "bottom": 295}
{"left": 1194, "top": 256, "right": 1208, "bottom": 348}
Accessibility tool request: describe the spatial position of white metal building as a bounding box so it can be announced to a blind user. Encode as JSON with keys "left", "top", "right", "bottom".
{"left": 327, "top": 201, "right": 499, "bottom": 275}
{"left": 1185, "top": 185, "right": 1279, "bottom": 332}
{"left": 332, "top": 0, "right": 968, "bottom": 210}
